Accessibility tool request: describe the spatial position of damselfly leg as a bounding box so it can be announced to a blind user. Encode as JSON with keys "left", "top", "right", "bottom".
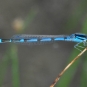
{"left": 74, "top": 42, "right": 86, "bottom": 51}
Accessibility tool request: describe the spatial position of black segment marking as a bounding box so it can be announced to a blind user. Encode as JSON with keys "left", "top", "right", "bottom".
{"left": 64, "top": 37, "right": 67, "bottom": 40}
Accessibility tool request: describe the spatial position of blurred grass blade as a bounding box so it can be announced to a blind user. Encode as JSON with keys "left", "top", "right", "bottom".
{"left": 0, "top": 52, "right": 10, "bottom": 86}
{"left": 10, "top": 45, "right": 20, "bottom": 87}
{"left": 66, "top": 0, "right": 87, "bottom": 32}
{"left": 82, "top": 18, "right": 87, "bottom": 33}
{"left": 10, "top": 9, "right": 37, "bottom": 87}
{"left": 80, "top": 17, "right": 87, "bottom": 87}
{"left": 80, "top": 54, "right": 87, "bottom": 87}
{"left": 22, "top": 9, "right": 37, "bottom": 31}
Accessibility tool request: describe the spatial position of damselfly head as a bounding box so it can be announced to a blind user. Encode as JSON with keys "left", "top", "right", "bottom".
{"left": 74, "top": 33, "right": 87, "bottom": 39}
{"left": 69, "top": 33, "right": 87, "bottom": 39}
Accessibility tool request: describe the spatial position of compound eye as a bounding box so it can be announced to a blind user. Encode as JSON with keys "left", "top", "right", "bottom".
{"left": 75, "top": 33, "right": 86, "bottom": 38}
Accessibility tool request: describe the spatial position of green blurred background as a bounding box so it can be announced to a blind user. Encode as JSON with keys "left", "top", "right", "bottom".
{"left": 0, "top": 0, "right": 87, "bottom": 87}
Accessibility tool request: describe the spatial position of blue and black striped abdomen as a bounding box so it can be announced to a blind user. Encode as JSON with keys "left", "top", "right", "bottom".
{"left": 11, "top": 34, "right": 68, "bottom": 45}
{"left": 0, "top": 33, "right": 85, "bottom": 44}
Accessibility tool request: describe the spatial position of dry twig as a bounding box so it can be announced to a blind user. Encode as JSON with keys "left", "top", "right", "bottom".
{"left": 50, "top": 47, "right": 87, "bottom": 87}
